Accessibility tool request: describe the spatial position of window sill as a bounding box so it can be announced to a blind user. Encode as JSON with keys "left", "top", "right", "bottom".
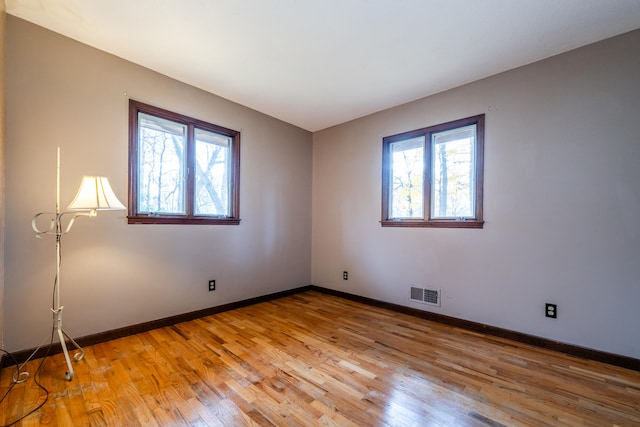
{"left": 128, "top": 216, "right": 241, "bottom": 225}
{"left": 381, "top": 219, "right": 484, "bottom": 229}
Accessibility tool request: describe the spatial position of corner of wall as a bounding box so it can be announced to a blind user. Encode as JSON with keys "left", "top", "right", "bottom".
{"left": 0, "top": 0, "right": 6, "bottom": 354}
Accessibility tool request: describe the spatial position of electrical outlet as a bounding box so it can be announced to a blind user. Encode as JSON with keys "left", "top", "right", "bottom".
{"left": 545, "top": 303, "right": 557, "bottom": 318}
{"left": 343, "top": 271, "right": 348, "bottom": 280}
{"left": 208, "top": 280, "right": 216, "bottom": 291}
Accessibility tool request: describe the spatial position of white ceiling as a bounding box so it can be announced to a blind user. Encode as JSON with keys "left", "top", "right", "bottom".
{"left": 7, "top": 0, "right": 640, "bottom": 132}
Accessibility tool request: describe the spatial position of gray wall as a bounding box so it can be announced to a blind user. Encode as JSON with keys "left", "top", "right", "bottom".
{"left": 312, "top": 30, "right": 640, "bottom": 359}
{"left": 4, "top": 16, "right": 312, "bottom": 352}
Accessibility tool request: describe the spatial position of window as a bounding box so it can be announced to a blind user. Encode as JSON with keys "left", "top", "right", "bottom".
{"left": 128, "top": 100, "right": 240, "bottom": 225}
{"left": 381, "top": 114, "right": 484, "bottom": 228}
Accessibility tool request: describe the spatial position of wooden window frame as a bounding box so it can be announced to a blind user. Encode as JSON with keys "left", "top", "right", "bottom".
{"left": 381, "top": 114, "right": 484, "bottom": 229}
{"left": 128, "top": 100, "right": 241, "bottom": 225}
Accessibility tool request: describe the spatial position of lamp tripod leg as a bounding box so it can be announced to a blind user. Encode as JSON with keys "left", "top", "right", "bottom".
{"left": 61, "top": 329, "right": 85, "bottom": 362}
{"left": 55, "top": 312, "right": 85, "bottom": 381}
{"left": 57, "top": 327, "right": 74, "bottom": 381}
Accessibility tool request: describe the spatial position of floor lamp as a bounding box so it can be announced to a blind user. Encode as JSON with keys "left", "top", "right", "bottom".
{"left": 31, "top": 147, "right": 125, "bottom": 381}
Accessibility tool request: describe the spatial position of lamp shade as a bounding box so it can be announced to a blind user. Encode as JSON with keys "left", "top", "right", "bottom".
{"left": 68, "top": 176, "right": 126, "bottom": 210}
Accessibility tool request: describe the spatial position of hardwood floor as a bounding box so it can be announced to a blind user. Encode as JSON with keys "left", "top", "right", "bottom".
{"left": 1, "top": 291, "right": 639, "bottom": 426}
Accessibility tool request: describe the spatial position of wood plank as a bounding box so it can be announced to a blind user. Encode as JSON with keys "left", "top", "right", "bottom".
{"left": 1, "top": 290, "right": 639, "bottom": 426}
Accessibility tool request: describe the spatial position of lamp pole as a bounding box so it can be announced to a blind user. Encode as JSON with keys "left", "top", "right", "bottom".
{"left": 32, "top": 148, "right": 88, "bottom": 380}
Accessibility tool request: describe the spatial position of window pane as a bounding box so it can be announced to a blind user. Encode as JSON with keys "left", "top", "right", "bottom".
{"left": 390, "top": 137, "right": 424, "bottom": 218}
{"left": 195, "top": 128, "right": 231, "bottom": 216}
{"left": 431, "top": 124, "right": 476, "bottom": 218}
{"left": 137, "top": 113, "right": 187, "bottom": 214}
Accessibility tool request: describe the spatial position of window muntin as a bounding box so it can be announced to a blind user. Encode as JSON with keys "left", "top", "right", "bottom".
{"left": 382, "top": 115, "right": 484, "bottom": 228}
{"left": 129, "top": 100, "right": 240, "bottom": 225}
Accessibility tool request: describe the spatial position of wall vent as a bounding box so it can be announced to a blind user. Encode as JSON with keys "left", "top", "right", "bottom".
{"left": 409, "top": 286, "right": 441, "bottom": 307}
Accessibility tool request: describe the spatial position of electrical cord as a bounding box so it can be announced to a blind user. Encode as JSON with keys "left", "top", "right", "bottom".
{"left": 0, "top": 249, "right": 62, "bottom": 427}
{"left": 0, "top": 327, "right": 53, "bottom": 427}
